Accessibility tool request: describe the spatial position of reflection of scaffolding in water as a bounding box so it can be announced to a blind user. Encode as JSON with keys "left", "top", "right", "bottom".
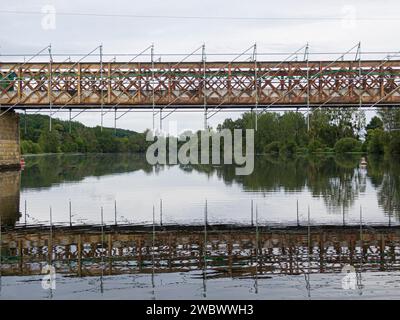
{"left": 0, "top": 224, "right": 399, "bottom": 277}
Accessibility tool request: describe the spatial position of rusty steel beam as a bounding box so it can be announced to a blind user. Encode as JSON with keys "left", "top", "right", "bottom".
{"left": 1, "top": 60, "right": 400, "bottom": 108}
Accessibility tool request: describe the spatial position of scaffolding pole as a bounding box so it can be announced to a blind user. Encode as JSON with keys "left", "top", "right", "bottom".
{"left": 305, "top": 43, "right": 310, "bottom": 132}
{"left": 48, "top": 44, "right": 53, "bottom": 131}
{"left": 357, "top": 42, "right": 362, "bottom": 110}
{"left": 253, "top": 43, "right": 258, "bottom": 131}
{"left": 100, "top": 44, "right": 104, "bottom": 131}
{"left": 202, "top": 44, "right": 207, "bottom": 130}
{"left": 151, "top": 44, "right": 156, "bottom": 132}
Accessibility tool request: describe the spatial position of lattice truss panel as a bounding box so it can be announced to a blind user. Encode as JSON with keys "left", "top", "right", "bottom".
{"left": 1, "top": 61, "right": 400, "bottom": 106}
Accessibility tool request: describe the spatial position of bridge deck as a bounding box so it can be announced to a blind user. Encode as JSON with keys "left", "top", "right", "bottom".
{"left": 1, "top": 60, "right": 400, "bottom": 107}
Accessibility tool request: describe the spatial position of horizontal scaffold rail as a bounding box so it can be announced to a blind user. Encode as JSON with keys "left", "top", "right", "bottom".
{"left": 1, "top": 60, "right": 400, "bottom": 108}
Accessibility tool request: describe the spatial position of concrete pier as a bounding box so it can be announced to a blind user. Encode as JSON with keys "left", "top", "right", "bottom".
{"left": 0, "top": 111, "right": 20, "bottom": 170}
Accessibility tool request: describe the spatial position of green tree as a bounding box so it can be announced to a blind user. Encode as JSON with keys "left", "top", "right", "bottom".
{"left": 366, "top": 116, "right": 384, "bottom": 131}
{"left": 334, "top": 137, "right": 362, "bottom": 153}
{"left": 378, "top": 107, "right": 400, "bottom": 131}
{"left": 38, "top": 130, "right": 61, "bottom": 153}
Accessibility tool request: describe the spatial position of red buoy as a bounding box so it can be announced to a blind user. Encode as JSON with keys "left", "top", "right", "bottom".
{"left": 20, "top": 158, "right": 25, "bottom": 170}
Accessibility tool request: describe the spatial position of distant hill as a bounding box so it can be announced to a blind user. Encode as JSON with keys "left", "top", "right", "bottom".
{"left": 19, "top": 114, "right": 150, "bottom": 154}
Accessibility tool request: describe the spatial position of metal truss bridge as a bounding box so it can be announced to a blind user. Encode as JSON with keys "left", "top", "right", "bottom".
{"left": 1, "top": 44, "right": 400, "bottom": 128}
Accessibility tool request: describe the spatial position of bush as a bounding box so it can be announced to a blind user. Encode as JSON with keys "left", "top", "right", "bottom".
{"left": 264, "top": 141, "right": 280, "bottom": 154}
{"left": 334, "top": 137, "right": 362, "bottom": 153}
{"left": 308, "top": 139, "right": 325, "bottom": 153}
{"left": 296, "top": 146, "right": 308, "bottom": 154}
{"left": 279, "top": 140, "right": 297, "bottom": 155}
{"left": 388, "top": 133, "right": 400, "bottom": 154}
{"left": 367, "top": 129, "right": 386, "bottom": 154}
{"left": 324, "top": 147, "right": 335, "bottom": 153}
{"left": 21, "top": 140, "right": 42, "bottom": 154}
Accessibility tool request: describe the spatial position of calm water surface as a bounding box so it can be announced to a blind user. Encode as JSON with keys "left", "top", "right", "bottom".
{"left": 1, "top": 153, "right": 400, "bottom": 300}
{"left": 15, "top": 153, "right": 400, "bottom": 226}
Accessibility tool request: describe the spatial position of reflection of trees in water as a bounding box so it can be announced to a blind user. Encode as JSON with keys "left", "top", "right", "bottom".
{"left": 307, "top": 155, "right": 366, "bottom": 214}
{"left": 192, "top": 154, "right": 366, "bottom": 215}
{"left": 311, "top": 168, "right": 366, "bottom": 215}
{"left": 21, "top": 154, "right": 153, "bottom": 190}
{"left": 192, "top": 155, "right": 309, "bottom": 193}
{"left": 378, "top": 174, "right": 400, "bottom": 220}
{"left": 20, "top": 153, "right": 400, "bottom": 221}
{"left": 368, "top": 155, "right": 400, "bottom": 220}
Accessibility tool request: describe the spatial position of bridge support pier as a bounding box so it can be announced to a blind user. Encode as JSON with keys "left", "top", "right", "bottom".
{"left": 0, "top": 111, "right": 21, "bottom": 170}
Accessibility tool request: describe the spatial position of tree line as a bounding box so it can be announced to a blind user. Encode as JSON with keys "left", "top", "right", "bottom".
{"left": 20, "top": 114, "right": 151, "bottom": 154}
{"left": 218, "top": 107, "right": 400, "bottom": 155}
{"left": 20, "top": 107, "right": 400, "bottom": 155}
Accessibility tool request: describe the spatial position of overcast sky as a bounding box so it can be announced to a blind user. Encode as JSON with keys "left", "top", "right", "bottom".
{"left": 1, "top": 0, "right": 400, "bottom": 132}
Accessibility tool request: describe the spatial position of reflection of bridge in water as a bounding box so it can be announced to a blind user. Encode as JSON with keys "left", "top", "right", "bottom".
{"left": 1, "top": 224, "right": 399, "bottom": 277}
{"left": 0, "top": 170, "right": 20, "bottom": 227}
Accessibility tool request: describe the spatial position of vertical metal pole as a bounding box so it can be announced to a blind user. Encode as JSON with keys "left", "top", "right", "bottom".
{"left": 152, "top": 205, "right": 156, "bottom": 295}
{"left": 69, "top": 199, "right": 72, "bottom": 227}
{"left": 24, "top": 199, "right": 27, "bottom": 226}
{"left": 69, "top": 108, "right": 72, "bottom": 134}
{"left": 160, "top": 198, "right": 163, "bottom": 226}
{"left": 151, "top": 44, "right": 155, "bottom": 132}
{"left": 357, "top": 42, "right": 362, "bottom": 110}
{"left": 305, "top": 43, "right": 310, "bottom": 132}
{"left": 205, "top": 199, "right": 208, "bottom": 228}
{"left": 100, "top": 44, "right": 104, "bottom": 132}
{"left": 307, "top": 206, "right": 311, "bottom": 250}
{"left": 114, "top": 200, "right": 117, "bottom": 226}
{"left": 358, "top": 204, "right": 363, "bottom": 293}
{"left": 342, "top": 203, "right": 345, "bottom": 227}
{"left": 114, "top": 107, "right": 117, "bottom": 135}
{"left": 203, "top": 199, "right": 207, "bottom": 298}
{"left": 202, "top": 44, "right": 207, "bottom": 130}
{"left": 359, "top": 205, "right": 363, "bottom": 243}
{"left": 49, "top": 206, "right": 53, "bottom": 265}
{"left": 357, "top": 42, "right": 363, "bottom": 134}
{"left": 255, "top": 204, "right": 259, "bottom": 294}
{"left": 254, "top": 43, "right": 258, "bottom": 131}
{"left": 24, "top": 109, "right": 27, "bottom": 135}
{"left": 0, "top": 213, "right": 2, "bottom": 288}
{"left": 251, "top": 199, "right": 254, "bottom": 227}
{"left": 296, "top": 199, "right": 299, "bottom": 226}
{"left": 100, "top": 206, "right": 104, "bottom": 293}
{"left": 48, "top": 45, "right": 53, "bottom": 132}
{"left": 306, "top": 205, "right": 311, "bottom": 298}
